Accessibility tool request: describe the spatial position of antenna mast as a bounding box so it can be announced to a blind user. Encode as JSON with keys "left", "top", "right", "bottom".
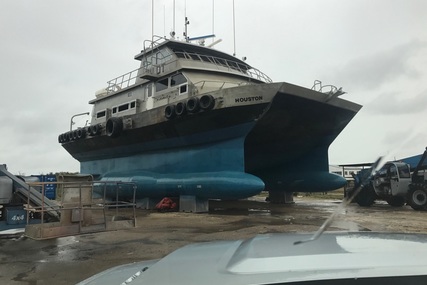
{"left": 151, "top": 0, "right": 154, "bottom": 44}
{"left": 184, "top": 0, "right": 190, "bottom": 42}
{"left": 163, "top": 5, "right": 166, "bottom": 37}
{"left": 173, "top": 0, "right": 176, "bottom": 36}
{"left": 232, "top": 0, "right": 236, "bottom": 56}
{"left": 212, "top": 0, "right": 215, "bottom": 43}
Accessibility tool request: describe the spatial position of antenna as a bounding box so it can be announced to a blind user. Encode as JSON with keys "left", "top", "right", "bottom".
{"left": 151, "top": 0, "right": 154, "bottom": 44}
{"left": 232, "top": 0, "right": 236, "bottom": 56}
{"left": 183, "top": 0, "right": 189, "bottom": 42}
{"left": 173, "top": 0, "right": 176, "bottom": 37}
{"left": 163, "top": 5, "right": 166, "bottom": 38}
{"left": 212, "top": 0, "right": 215, "bottom": 43}
{"left": 184, "top": 17, "right": 190, "bottom": 42}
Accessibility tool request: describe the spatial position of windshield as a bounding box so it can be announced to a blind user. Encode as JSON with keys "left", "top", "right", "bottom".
{"left": 398, "top": 165, "right": 411, "bottom": 178}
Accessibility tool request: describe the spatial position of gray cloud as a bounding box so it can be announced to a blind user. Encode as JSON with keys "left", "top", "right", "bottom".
{"left": 366, "top": 89, "right": 427, "bottom": 115}
{"left": 331, "top": 39, "right": 427, "bottom": 91}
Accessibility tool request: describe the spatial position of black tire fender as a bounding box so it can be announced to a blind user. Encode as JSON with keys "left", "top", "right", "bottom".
{"left": 199, "top": 94, "right": 215, "bottom": 110}
{"left": 165, "top": 105, "right": 176, "bottom": 120}
{"left": 77, "top": 128, "right": 86, "bottom": 139}
{"left": 89, "top": 124, "right": 101, "bottom": 136}
{"left": 106, "top": 117, "right": 123, "bottom": 138}
{"left": 186, "top": 97, "right": 200, "bottom": 113}
{"left": 66, "top": 132, "right": 73, "bottom": 142}
{"left": 175, "top": 102, "right": 186, "bottom": 116}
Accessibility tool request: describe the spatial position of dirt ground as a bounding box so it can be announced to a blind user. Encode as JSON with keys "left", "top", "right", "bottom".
{"left": 1, "top": 193, "right": 427, "bottom": 285}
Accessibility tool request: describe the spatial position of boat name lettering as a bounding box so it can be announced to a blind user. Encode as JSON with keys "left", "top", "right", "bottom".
{"left": 235, "top": 96, "right": 263, "bottom": 103}
{"left": 154, "top": 94, "right": 171, "bottom": 101}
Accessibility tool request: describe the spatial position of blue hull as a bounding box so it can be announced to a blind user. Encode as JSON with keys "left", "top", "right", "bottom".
{"left": 63, "top": 85, "right": 360, "bottom": 199}
{"left": 99, "top": 171, "right": 264, "bottom": 200}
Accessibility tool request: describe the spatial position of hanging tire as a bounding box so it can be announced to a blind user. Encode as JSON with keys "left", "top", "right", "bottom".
{"left": 175, "top": 102, "right": 186, "bottom": 116}
{"left": 106, "top": 117, "right": 123, "bottom": 138}
{"left": 386, "top": 196, "right": 405, "bottom": 207}
{"left": 355, "top": 184, "right": 376, "bottom": 207}
{"left": 165, "top": 105, "right": 176, "bottom": 120}
{"left": 63, "top": 132, "right": 69, "bottom": 142}
{"left": 186, "top": 97, "right": 200, "bottom": 113}
{"left": 89, "top": 124, "right": 101, "bottom": 136}
{"left": 76, "top": 128, "right": 86, "bottom": 139}
{"left": 66, "top": 132, "right": 73, "bottom": 141}
{"left": 72, "top": 130, "right": 78, "bottom": 140}
{"left": 407, "top": 185, "right": 427, "bottom": 210}
{"left": 199, "top": 94, "right": 215, "bottom": 110}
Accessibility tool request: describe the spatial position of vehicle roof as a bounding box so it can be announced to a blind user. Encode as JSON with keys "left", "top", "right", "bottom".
{"left": 78, "top": 232, "right": 427, "bottom": 285}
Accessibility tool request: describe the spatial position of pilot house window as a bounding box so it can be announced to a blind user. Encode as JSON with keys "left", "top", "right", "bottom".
{"left": 171, "top": 73, "right": 186, "bottom": 86}
{"left": 155, "top": 78, "right": 169, "bottom": 92}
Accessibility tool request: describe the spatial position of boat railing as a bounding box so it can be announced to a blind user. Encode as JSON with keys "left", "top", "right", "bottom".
{"left": 143, "top": 36, "right": 168, "bottom": 52}
{"left": 193, "top": 80, "right": 251, "bottom": 91}
{"left": 312, "top": 80, "right": 346, "bottom": 101}
{"left": 175, "top": 51, "right": 272, "bottom": 83}
{"left": 106, "top": 68, "right": 140, "bottom": 93}
{"left": 312, "top": 80, "right": 345, "bottom": 95}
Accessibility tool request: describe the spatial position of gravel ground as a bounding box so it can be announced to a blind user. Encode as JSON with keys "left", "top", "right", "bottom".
{"left": 1, "top": 195, "right": 426, "bottom": 285}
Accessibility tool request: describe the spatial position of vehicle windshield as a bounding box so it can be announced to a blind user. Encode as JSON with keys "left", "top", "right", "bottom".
{"left": 398, "top": 165, "right": 411, "bottom": 178}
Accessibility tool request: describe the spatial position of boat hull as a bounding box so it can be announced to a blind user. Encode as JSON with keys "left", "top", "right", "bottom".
{"left": 62, "top": 82, "right": 361, "bottom": 198}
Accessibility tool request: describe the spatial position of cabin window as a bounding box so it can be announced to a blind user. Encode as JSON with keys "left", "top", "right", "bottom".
{"left": 96, "top": 110, "right": 106, "bottom": 119}
{"left": 398, "top": 165, "right": 410, "bottom": 178}
{"left": 118, "top": 103, "right": 129, "bottom": 112}
{"left": 179, "top": 84, "right": 187, "bottom": 94}
{"left": 156, "top": 78, "right": 169, "bottom": 92}
{"left": 171, "top": 73, "right": 187, "bottom": 86}
{"left": 112, "top": 100, "right": 137, "bottom": 115}
{"left": 155, "top": 49, "right": 173, "bottom": 65}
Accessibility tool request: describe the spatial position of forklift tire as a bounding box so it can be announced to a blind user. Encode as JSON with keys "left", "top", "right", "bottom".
{"left": 407, "top": 186, "right": 427, "bottom": 211}
{"left": 386, "top": 196, "right": 405, "bottom": 207}
{"left": 355, "top": 185, "right": 376, "bottom": 207}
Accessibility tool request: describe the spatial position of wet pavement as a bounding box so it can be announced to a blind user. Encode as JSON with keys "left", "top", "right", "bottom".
{"left": 1, "top": 195, "right": 427, "bottom": 284}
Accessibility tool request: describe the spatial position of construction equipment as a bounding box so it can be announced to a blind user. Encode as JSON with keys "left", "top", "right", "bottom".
{"left": 406, "top": 147, "right": 427, "bottom": 210}
{"left": 0, "top": 164, "right": 59, "bottom": 218}
{"left": 352, "top": 147, "right": 427, "bottom": 210}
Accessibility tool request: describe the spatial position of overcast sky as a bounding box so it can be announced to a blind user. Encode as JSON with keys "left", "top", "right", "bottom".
{"left": 1, "top": 0, "right": 426, "bottom": 175}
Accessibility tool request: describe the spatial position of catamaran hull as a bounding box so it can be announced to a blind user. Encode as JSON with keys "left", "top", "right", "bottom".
{"left": 62, "top": 82, "right": 361, "bottom": 199}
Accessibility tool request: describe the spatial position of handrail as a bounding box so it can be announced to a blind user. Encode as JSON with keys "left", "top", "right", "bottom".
{"left": 312, "top": 79, "right": 340, "bottom": 94}
{"left": 106, "top": 68, "right": 140, "bottom": 93}
{"left": 104, "top": 38, "right": 272, "bottom": 95}
{"left": 193, "top": 80, "right": 251, "bottom": 90}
